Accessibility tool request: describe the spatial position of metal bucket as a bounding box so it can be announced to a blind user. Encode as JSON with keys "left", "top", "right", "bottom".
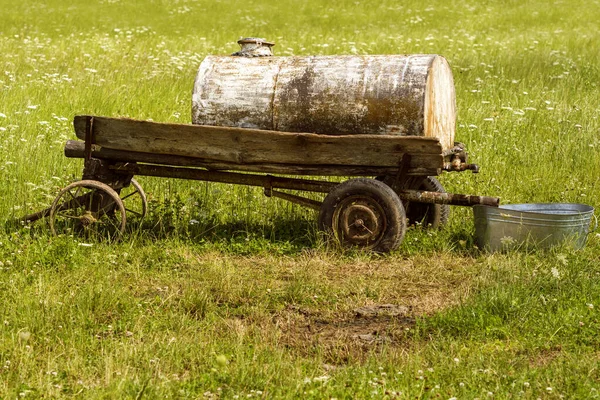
{"left": 473, "top": 203, "right": 596, "bottom": 251}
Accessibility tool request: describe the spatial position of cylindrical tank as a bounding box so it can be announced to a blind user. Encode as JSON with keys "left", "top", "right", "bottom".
{"left": 192, "top": 40, "right": 456, "bottom": 150}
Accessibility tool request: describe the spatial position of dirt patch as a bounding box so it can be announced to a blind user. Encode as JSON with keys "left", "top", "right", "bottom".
{"left": 275, "top": 304, "right": 415, "bottom": 363}
{"left": 528, "top": 346, "right": 562, "bottom": 367}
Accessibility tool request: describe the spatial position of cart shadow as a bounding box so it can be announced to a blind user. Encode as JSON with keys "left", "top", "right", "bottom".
{"left": 133, "top": 214, "right": 318, "bottom": 252}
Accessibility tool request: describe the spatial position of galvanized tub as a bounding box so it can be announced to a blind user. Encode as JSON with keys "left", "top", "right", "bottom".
{"left": 473, "top": 203, "right": 596, "bottom": 251}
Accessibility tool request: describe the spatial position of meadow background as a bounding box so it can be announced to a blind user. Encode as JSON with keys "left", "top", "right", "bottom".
{"left": 1, "top": 0, "right": 599, "bottom": 398}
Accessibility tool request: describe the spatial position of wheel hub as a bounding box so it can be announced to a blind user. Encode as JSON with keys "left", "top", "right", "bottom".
{"left": 79, "top": 211, "right": 97, "bottom": 227}
{"left": 338, "top": 201, "right": 384, "bottom": 246}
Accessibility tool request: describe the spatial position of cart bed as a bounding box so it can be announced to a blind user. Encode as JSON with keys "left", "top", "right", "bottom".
{"left": 70, "top": 115, "right": 444, "bottom": 177}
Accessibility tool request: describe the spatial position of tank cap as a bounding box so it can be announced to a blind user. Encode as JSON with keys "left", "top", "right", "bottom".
{"left": 232, "top": 37, "right": 275, "bottom": 57}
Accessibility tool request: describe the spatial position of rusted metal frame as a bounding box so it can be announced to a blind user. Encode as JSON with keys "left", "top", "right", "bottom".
{"left": 384, "top": 154, "right": 429, "bottom": 193}
{"left": 263, "top": 188, "right": 322, "bottom": 211}
{"left": 110, "top": 163, "right": 338, "bottom": 194}
{"left": 82, "top": 158, "right": 132, "bottom": 191}
{"left": 20, "top": 206, "right": 51, "bottom": 223}
{"left": 385, "top": 153, "right": 413, "bottom": 191}
{"left": 110, "top": 163, "right": 499, "bottom": 208}
{"left": 397, "top": 190, "right": 500, "bottom": 207}
{"left": 21, "top": 191, "right": 93, "bottom": 223}
{"left": 84, "top": 116, "right": 94, "bottom": 160}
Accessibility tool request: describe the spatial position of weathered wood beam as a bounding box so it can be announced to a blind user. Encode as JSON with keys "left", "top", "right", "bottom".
{"left": 73, "top": 116, "right": 443, "bottom": 172}
{"left": 65, "top": 139, "right": 440, "bottom": 177}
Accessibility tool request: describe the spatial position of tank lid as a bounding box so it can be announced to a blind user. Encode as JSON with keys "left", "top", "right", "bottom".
{"left": 232, "top": 37, "right": 275, "bottom": 57}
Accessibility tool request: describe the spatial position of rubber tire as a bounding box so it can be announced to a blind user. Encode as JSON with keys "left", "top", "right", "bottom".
{"left": 378, "top": 176, "right": 449, "bottom": 229}
{"left": 405, "top": 176, "right": 450, "bottom": 228}
{"left": 318, "top": 178, "right": 406, "bottom": 253}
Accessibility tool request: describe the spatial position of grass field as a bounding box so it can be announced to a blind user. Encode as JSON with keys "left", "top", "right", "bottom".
{"left": 1, "top": 0, "right": 599, "bottom": 398}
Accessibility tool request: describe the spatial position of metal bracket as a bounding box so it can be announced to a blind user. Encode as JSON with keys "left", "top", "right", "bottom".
{"left": 264, "top": 189, "right": 322, "bottom": 210}
{"left": 84, "top": 116, "right": 95, "bottom": 160}
{"left": 388, "top": 153, "right": 412, "bottom": 191}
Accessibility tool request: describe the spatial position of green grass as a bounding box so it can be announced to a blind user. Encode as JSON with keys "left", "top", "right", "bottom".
{"left": 1, "top": 0, "right": 600, "bottom": 398}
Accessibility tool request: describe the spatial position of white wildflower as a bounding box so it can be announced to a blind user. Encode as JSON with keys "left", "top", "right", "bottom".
{"left": 556, "top": 254, "right": 568, "bottom": 266}
{"left": 18, "top": 331, "right": 31, "bottom": 342}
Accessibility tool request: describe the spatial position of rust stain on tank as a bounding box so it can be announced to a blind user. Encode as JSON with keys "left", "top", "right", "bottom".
{"left": 276, "top": 64, "right": 317, "bottom": 132}
{"left": 363, "top": 96, "right": 423, "bottom": 136}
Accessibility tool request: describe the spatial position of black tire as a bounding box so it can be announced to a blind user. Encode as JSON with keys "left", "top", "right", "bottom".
{"left": 318, "top": 178, "right": 406, "bottom": 253}
{"left": 378, "top": 176, "right": 449, "bottom": 229}
{"left": 406, "top": 176, "right": 450, "bottom": 228}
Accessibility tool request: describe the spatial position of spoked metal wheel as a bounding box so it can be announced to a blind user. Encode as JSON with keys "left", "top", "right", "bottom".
{"left": 318, "top": 178, "right": 406, "bottom": 253}
{"left": 49, "top": 180, "right": 126, "bottom": 241}
{"left": 118, "top": 178, "right": 148, "bottom": 220}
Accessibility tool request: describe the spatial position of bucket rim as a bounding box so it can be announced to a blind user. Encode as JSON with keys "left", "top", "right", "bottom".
{"left": 474, "top": 202, "right": 594, "bottom": 215}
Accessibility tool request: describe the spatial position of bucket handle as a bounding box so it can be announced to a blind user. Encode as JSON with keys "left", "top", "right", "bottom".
{"left": 592, "top": 213, "right": 599, "bottom": 232}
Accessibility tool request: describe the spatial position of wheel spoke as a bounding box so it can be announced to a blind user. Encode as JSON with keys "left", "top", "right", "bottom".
{"left": 120, "top": 189, "right": 139, "bottom": 201}
{"left": 125, "top": 207, "right": 142, "bottom": 217}
{"left": 97, "top": 201, "right": 117, "bottom": 215}
{"left": 66, "top": 189, "right": 84, "bottom": 210}
{"left": 56, "top": 211, "right": 82, "bottom": 220}
{"left": 86, "top": 189, "right": 95, "bottom": 210}
{"left": 96, "top": 219, "right": 120, "bottom": 230}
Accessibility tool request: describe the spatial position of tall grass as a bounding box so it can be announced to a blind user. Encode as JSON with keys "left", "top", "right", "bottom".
{"left": 1, "top": 0, "right": 599, "bottom": 397}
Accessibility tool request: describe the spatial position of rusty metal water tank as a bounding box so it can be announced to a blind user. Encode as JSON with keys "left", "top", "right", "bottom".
{"left": 192, "top": 38, "right": 456, "bottom": 150}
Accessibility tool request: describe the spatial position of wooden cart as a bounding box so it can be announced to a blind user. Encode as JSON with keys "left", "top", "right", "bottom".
{"left": 23, "top": 115, "right": 499, "bottom": 252}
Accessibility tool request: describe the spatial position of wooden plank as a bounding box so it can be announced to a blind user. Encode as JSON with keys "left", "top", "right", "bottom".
{"left": 73, "top": 116, "right": 443, "bottom": 171}
{"left": 64, "top": 140, "right": 440, "bottom": 177}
